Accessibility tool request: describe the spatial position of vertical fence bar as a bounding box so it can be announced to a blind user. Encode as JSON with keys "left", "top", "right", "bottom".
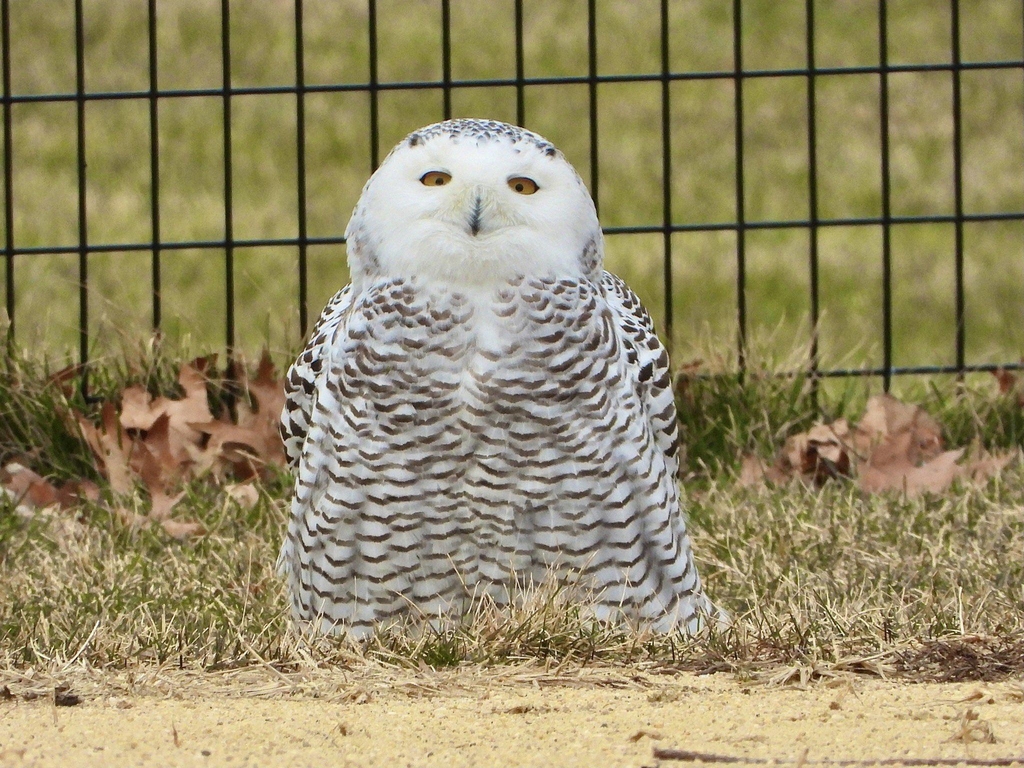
{"left": 147, "top": 0, "right": 161, "bottom": 332}
{"left": 950, "top": 0, "right": 966, "bottom": 378}
{"left": 1, "top": 0, "right": 13, "bottom": 342}
{"left": 441, "top": 0, "right": 452, "bottom": 120}
{"left": 294, "top": 0, "right": 308, "bottom": 336}
{"left": 733, "top": 0, "right": 747, "bottom": 372}
{"left": 587, "top": 0, "right": 598, "bottom": 213}
{"left": 221, "top": 0, "right": 234, "bottom": 353}
{"left": 514, "top": 0, "right": 525, "bottom": 127}
{"left": 879, "top": 0, "right": 893, "bottom": 392}
{"left": 660, "top": 0, "right": 673, "bottom": 342}
{"left": 74, "top": 0, "right": 89, "bottom": 373}
{"left": 805, "top": 0, "right": 820, "bottom": 388}
{"left": 368, "top": 0, "right": 379, "bottom": 170}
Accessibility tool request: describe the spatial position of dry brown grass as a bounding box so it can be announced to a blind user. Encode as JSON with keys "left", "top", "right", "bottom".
{"left": 3, "top": 344, "right": 1024, "bottom": 692}
{"left": 3, "top": 450, "right": 1023, "bottom": 688}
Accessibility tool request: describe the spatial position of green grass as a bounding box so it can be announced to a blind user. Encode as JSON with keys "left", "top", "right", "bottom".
{"left": 5, "top": 459, "right": 1024, "bottom": 675}
{"left": 1, "top": 0, "right": 1023, "bottom": 374}
{"left": 675, "top": 333, "right": 1024, "bottom": 478}
{"left": 2, "top": 349, "right": 1024, "bottom": 680}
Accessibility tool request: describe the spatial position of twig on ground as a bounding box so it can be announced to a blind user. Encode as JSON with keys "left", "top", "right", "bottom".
{"left": 652, "top": 748, "right": 1024, "bottom": 766}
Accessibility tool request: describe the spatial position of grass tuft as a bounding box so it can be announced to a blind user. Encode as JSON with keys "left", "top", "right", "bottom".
{"left": 2, "top": 352, "right": 1024, "bottom": 683}
{"left": 0, "top": 351, "right": 97, "bottom": 481}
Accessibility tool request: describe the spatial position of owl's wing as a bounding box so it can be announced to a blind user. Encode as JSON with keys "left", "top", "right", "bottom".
{"left": 280, "top": 284, "right": 354, "bottom": 471}
{"left": 600, "top": 271, "right": 679, "bottom": 468}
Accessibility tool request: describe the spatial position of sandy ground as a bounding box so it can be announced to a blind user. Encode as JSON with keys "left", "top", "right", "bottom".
{"left": 0, "top": 669, "right": 1022, "bottom": 768}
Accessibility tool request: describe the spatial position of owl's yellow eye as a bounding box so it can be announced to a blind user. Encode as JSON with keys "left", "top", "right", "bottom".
{"left": 420, "top": 171, "right": 452, "bottom": 187}
{"left": 508, "top": 176, "right": 539, "bottom": 195}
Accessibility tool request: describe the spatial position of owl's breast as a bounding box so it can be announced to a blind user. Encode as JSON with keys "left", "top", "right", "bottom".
{"left": 481, "top": 278, "right": 609, "bottom": 377}
{"left": 334, "top": 276, "right": 620, "bottom": 437}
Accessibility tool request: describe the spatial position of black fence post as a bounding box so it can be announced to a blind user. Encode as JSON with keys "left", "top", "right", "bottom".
{"left": 1, "top": 0, "right": 13, "bottom": 345}
{"left": 587, "top": 0, "right": 599, "bottom": 216}
{"left": 220, "top": 0, "right": 235, "bottom": 356}
{"left": 368, "top": 0, "right": 379, "bottom": 172}
{"left": 295, "top": 0, "right": 308, "bottom": 337}
{"left": 147, "top": 0, "right": 161, "bottom": 334}
{"left": 732, "top": 0, "right": 747, "bottom": 375}
{"left": 660, "top": 0, "right": 673, "bottom": 344}
{"left": 879, "top": 0, "right": 893, "bottom": 393}
{"left": 805, "top": 0, "right": 820, "bottom": 396}
{"left": 950, "top": 0, "right": 966, "bottom": 381}
{"left": 74, "top": 0, "right": 89, "bottom": 385}
{"left": 441, "top": 0, "right": 452, "bottom": 121}
{"left": 514, "top": 0, "right": 525, "bottom": 128}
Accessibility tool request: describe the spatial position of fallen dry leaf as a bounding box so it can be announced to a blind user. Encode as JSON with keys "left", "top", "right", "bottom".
{"left": 189, "top": 420, "right": 281, "bottom": 479}
{"left": 225, "top": 482, "right": 260, "bottom": 509}
{"left": 741, "top": 392, "right": 1017, "bottom": 497}
{"left": 245, "top": 350, "right": 286, "bottom": 421}
{"left": 119, "top": 385, "right": 156, "bottom": 431}
{"left": 233, "top": 351, "right": 287, "bottom": 469}
{"left": 149, "top": 490, "right": 185, "bottom": 522}
{"left": 854, "top": 393, "right": 944, "bottom": 465}
{"left": 738, "top": 454, "right": 788, "bottom": 487}
{"left": 964, "top": 448, "right": 1019, "bottom": 481}
{"left": 130, "top": 417, "right": 174, "bottom": 489}
{"left": 4, "top": 459, "right": 104, "bottom": 512}
{"left": 73, "top": 355, "right": 287, "bottom": 493}
{"left": 58, "top": 479, "right": 101, "bottom": 507}
{"left": 75, "top": 402, "right": 135, "bottom": 495}
{"left": 738, "top": 454, "right": 768, "bottom": 487}
{"left": 859, "top": 447, "right": 965, "bottom": 496}
{"left": 992, "top": 367, "right": 1017, "bottom": 395}
{"left": 781, "top": 421, "right": 853, "bottom": 487}
{"left": 119, "top": 364, "right": 215, "bottom": 465}
{"left": 111, "top": 506, "right": 147, "bottom": 529}
{"left": 1, "top": 462, "right": 61, "bottom": 508}
{"left": 159, "top": 518, "right": 206, "bottom": 540}
{"left": 29, "top": 356, "right": 285, "bottom": 539}
{"left": 991, "top": 366, "right": 1024, "bottom": 408}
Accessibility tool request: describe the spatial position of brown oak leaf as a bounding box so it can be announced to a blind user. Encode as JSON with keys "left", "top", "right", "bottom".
{"left": 160, "top": 518, "right": 206, "bottom": 540}
{"left": 75, "top": 402, "right": 135, "bottom": 495}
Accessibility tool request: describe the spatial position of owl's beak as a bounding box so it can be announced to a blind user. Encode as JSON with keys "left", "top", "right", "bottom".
{"left": 467, "top": 191, "right": 484, "bottom": 237}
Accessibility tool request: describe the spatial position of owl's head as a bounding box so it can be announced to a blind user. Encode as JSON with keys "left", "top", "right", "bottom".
{"left": 345, "top": 119, "right": 603, "bottom": 288}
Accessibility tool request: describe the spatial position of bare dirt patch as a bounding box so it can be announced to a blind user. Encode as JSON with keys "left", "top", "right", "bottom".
{"left": 1, "top": 668, "right": 1022, "bottom": 767}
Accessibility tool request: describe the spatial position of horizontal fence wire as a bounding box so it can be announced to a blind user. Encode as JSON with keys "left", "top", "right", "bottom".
{"left": 5, "top": 61, "right": 1024, "bottom": 105}
{"left": 1, "top": 1, "right": 1023, "bottom": 389}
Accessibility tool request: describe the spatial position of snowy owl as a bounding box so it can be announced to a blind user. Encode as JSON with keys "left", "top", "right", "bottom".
{"left": 279, "top": 118, "right": 714, "bottom": 638}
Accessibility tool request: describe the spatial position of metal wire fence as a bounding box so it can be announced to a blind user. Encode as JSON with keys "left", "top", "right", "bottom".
{"left": 2, "top": 1, "right": 1024, "bottom": 391}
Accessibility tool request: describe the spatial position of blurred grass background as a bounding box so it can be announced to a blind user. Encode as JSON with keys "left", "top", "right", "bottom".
{"left": 1, "top": 0, "right": 1023, "bottom": 378}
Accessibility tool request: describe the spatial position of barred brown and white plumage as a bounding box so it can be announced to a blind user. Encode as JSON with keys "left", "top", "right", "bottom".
{"left": 279, "top": 118, "right": 715, "bottom": 637}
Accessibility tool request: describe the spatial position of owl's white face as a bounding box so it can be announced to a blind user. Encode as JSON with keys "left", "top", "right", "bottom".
{"left": 345, "top": 120, "right": 603, "bottom": 288}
